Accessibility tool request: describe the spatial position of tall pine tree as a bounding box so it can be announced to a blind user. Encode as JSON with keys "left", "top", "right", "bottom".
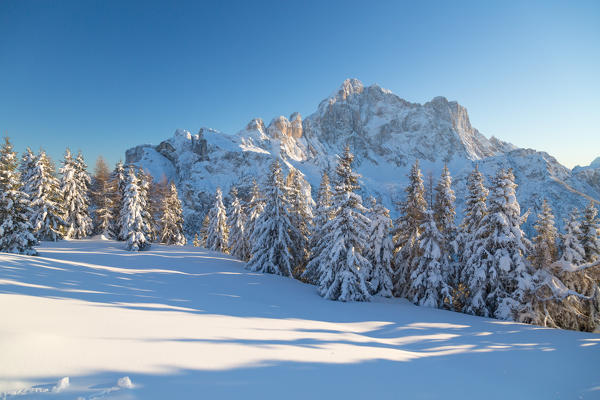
{"left": 0, "top": 138, "right": 37, "bottom": 255}
{"left": 303, "top": 170, "right": 334, "bottom": 284}
{"left": 119, "top": 167, "right": 152, "bottom": 251}
{"left": 246, "top": 160, "right": 295, "bottom": 276}
{"left": 206, "top": 187, "right": 229, "bottom": 253}
{"left": 310, "top": 147, "right": 372, "bottom": 301}
{"left": 560, "top": 208, "right": 585, "bottom": 265}
{"left": 159, "top": 182, "right": 186, "bottom": 245}
{"left": 463, "top": 169, "right": 532, "bottom": 320}
{"left": 408, "top": 209, "right": 452, "bottom": 308}
{"left": 227, "top": 186, "right": 250, "bottom": 260}
{"left": 393, "top": 159, "right": 428, "bottom": 298}
{"left": 456, "top": 165, "right": 489, "bottom": 312}
{"left": 530, "top": 199, "right": 558, "bottom": 269}
{"left": 364, "top": 198, "right": 394, "bottom": 297}
{"left": 286, "top": 168, "right": 313, "bottom": 277}
{"left": 59, "top": 149, "right": 92, "bottom": 239}
{"left": 580, "top": 201, "right": 600, "bottom": 263}
{"left": 27, "top": 151, "right": 65, "bottom": 241}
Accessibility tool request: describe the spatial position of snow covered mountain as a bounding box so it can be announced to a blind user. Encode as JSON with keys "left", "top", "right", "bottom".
{"left": 125, "top": 79, "right": 599, "bottom": 234}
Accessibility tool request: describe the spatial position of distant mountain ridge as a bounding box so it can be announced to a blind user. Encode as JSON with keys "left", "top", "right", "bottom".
{"left": 125, "top": 79, "right": 600, "bottom": 234}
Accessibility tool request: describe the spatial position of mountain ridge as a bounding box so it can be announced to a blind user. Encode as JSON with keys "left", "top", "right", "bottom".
{"left": 125, "top": 79, "right": 599, "bottom": 234}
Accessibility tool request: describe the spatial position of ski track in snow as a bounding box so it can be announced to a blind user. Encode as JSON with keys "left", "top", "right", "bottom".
{"left": 0, "top": 239, "right": 599, "bottom": 399}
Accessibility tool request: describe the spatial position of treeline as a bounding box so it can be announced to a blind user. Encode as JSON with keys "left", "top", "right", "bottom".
{"left": 0, "top": 137, "right": 185, "bottom": 254}
{"left": 198, "top": 147, "right": 600, "bottom": 332}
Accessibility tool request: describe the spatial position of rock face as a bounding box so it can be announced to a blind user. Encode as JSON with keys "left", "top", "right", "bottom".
{"left": 125, "top": 78, "right": 599, "bottom": 235}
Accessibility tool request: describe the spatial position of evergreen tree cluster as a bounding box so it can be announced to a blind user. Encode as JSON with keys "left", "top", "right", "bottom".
{"left": 199, "top": 147, "right": 600, "bottom": 331}
{"left": 0, "top": 137, "right": 186, "bottom": 254}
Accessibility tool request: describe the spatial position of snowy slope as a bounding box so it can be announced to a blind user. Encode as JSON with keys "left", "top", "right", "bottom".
{"left": 125, "top": 79, "right": 599, "bottom": 235}
{"left": 1, "top": 240, "right": 599, "bottom": 399}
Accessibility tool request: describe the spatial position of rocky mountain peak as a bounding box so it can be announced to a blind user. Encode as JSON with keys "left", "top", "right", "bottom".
{"left": 334, "top": 78, "right": 364, "bottom": 102}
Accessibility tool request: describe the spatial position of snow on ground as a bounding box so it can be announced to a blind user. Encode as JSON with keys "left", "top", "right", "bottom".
{"left": 0, "top": 240, "right": 599, "bottom": 399}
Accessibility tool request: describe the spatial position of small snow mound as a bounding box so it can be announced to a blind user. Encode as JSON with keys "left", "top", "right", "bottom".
{"left": 52, "top": 376, "right": 70, "bottom": 392}
{"left": 117, "top": 376, "right": 134, "bottom": 389}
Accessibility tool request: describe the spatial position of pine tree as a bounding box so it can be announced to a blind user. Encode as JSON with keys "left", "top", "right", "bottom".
{"left": 59, "top": 149, "right": 92, "bottom": 239}
{"left": 199, "top": 214, "right": 210, "bottom": 247}
{"left": 309, "top": 147, "right": 372, "bottom": 301}
{"left": 409, "top": 209, "right": 452, "bottom": 308}
{"left": 580, "top": 201, "right": 600, "bottom": 263}
{"left": 150, "top": 174, "right": 169, "bottom": 239}
{"left": 303, "top": 171, "right": 334, "bottom": 284}
{"left": 530, "top": 199, "right": 558, "bottom": 269}
{"left": 138, "top": 169, "right": 157, "bottom": 242}
{"left": 227, "top": 186, "right": 250, "bottom": 260}
{"left": 26, "top": 151, "right": 65, "bottom": 241}
{"left": 286, "top": 168, "right": 313, "bottom": 277}
{"left": 245, "top": 179, "right": 265, "bottom": 250}
{"left": 246, "top": 160, "right": 296, "bottom": 276}
{"left": 110, "top": 161, "right": 127, "bottom": 240}
{"left": 193, "top": 233, "right": 200, "bottom": 247}
{"left": 91, "top": 156, "right": 114, "bottom": 237}
{"left": 463, "top": 169, "right": 532, "bottom": 320}
{"left": 0, "top": 137, "right": 37, "bottom": 255}
{"left": 19, "top": 147, "right": 36, "bottom": 196}
{"left": 393, "top": 159, "right": 428, "bottom": 298}
{"left": 206, "top": 187, "right": 229, "bottom": 253}
{"left": 433, "top": 165, "right": 457, "bottom": 272}
{"left": 560, "top": 208, "right": 585, "bottom": 265}
{"left": 456, "top": 165, "right": 489, "bottom": 312}
{"left": 159, "top": 182, "right": 186, "bottom": 245}
{"left": 119, "top": 167, "right": 152, "bottom": 251}
{"left": 364, "top": 198, "right": 394, "bottom": 297}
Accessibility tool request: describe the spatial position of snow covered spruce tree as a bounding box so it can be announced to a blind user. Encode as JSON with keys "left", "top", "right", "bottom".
{"left": 159, "top": 182, "right": 186, "bottom": 245}
{"left": 119, "top": 166, "right": 152, "bottom": 251}
{"left": 560, "top": 208, "right": 586, "bottom": 265}
{"left": 227, "top": 186, "right": 250, "bottom": 260}
{"left": 0, "top": 138, "right": 37, "bottom": 255}
{"left": 246, "top": 160, "right": 296, "bottom": 276}
{"left": 245, "top": 179, "right": 265, "bottom": 250}
{"left": 529, "top": 199, "right": 558, "bottom": 270}
{"left": 198, "top": 214, "right": 210, "bottom": 247}
{"left": 393, "top": 159, "right": 428, "bottom": 298}
{"left": 409, "top": 209, "right": 452, "bottom": 308}
{"left": 26, "top": 151, "right": 66, "bottom": 241}
{"left": 364, "top": 198, "right": 394, "bottom": 297}
{"left": 138, "top": 169, "right": 157, "bottom": 242}
{"left": 286, "top": 168, "right": 313, "bottom": 277}
{"left": 19, "top": 147, "right": 36, "bottom": 195}
{"left": 91, "top": 156, "right": 114, "bottom": 237}
{"left": 580, "top": 201, "right": 600, "bottom": 263}
{"left": 59, "top": 150, "right": 93, "bottom": 239}
{"left": 463, "top": 169, "right": 532, "bottom": 320}
{"left": 206, "top": 187, "right": 229, "bottom": 253}
{"left": 433, "top": 165, "right": 457, "bottom": 270}
{"left": 309, "top": 147, "right": 372, "bottom": 301}
{"left": 455, "top": 165, "right": 489, "bottom": 311}
{"left": 109, "top": 161, "right": 127, "bottom": 240}
{"left": 303, "top": 170, "right": 334, "bottom": 284}
{"left": 193, "top": 233, "right": 200, "bottom": 247}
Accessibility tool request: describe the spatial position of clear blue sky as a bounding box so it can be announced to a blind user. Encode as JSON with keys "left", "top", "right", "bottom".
{"left": 1, "top": 0, "right": 598, "bottom": 169}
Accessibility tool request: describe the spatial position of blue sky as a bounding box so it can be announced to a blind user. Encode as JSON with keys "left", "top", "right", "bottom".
{"left": 1, "top": 0, "right": 598, "bottom": 169}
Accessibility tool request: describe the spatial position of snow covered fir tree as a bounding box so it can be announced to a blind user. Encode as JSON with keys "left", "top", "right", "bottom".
{"left": 159, "top": 183, "right": 186, "bottom": 246}
{"left": 227, "top": 186, "right": 250, "bottom": 261}
{"left": 25, "top": 151, "right": 65, "bottom": 241}
{"left": 119, "top": 167, "right": 152, "bottom": 251}
{"left": 205, "top": 187, "right": 229, "bottom": 253}
{"left": 246, "top": 160, "right": 296, "bottom": 276}
{"left": 59, "top": 149, "right": 93, "bottom": 239}
{"left": 307, "top": 147, "right": 372, "bottom": 302}
{"left": 0, "top": 138, "right": 38, "bottom": 255}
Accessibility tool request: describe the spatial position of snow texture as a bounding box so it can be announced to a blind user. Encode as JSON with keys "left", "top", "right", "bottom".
{"left": 1, "top": 239, "right": 599, "bottom": 399}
